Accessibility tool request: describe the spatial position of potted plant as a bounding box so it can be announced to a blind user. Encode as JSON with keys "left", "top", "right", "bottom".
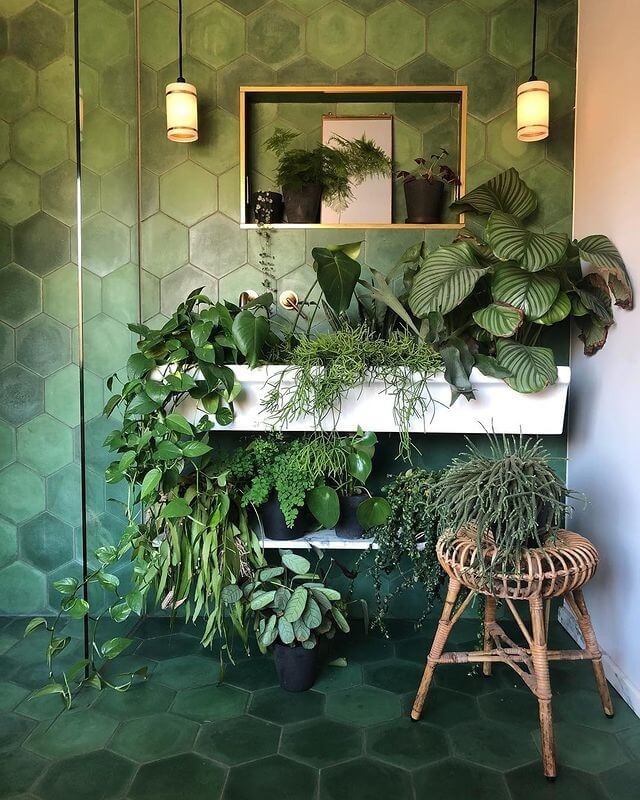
{"left": 249, "top": 551, "right": 350, "bottom": 691}
{"left": 265, "top": 127, "right": 391, "bottom": 223}
{"left": 396, "top": 148, "right": 460, "bottom": 224}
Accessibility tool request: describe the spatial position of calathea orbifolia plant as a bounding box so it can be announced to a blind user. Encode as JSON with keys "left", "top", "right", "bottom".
{"left": 405, "top": 168, "right": 632, "bottom": 400}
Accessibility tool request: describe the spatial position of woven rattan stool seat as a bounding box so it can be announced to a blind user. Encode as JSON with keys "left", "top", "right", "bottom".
{"left": 436, "top": 529, "right": 599, "bottom": 599}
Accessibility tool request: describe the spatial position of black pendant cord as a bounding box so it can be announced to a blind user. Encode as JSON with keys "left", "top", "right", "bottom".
{"left": 178, "top": 0, "right": 184, "bottom": 82}
{"left": 529, "top": 0, "right": 539, "bottom": 81}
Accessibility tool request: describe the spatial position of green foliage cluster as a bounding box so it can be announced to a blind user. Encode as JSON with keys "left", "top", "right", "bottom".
{"left": 265, "top": 127, "right": 391, "bottom": 212}
{"left": 249, "top": 551, "right": 350, "bottom": 651}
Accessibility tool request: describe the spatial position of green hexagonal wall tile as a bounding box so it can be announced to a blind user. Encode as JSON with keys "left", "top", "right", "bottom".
{"left": 141, "top": 107, "right": 187, "bottom": 175}
{"left": 160, "top": 264, "right": 218, "bottom": 315}
{"left": 217, "top": 265, "right": 263, "bottom": 305}
{"left": 0, "top": 121, "right": 9, "bottom": 164}
{"left": 395, "top": 52, "right": 453, "bottom": 85}
{"left": 546, "top": 112, "right": 574, "bottom": 173}
{"left": 466, "top": 114, "right": 486, "bottom": 168}
{"left": 12, "top": 108, "right": 68, "bottom": 174}
{"left": 18, "top": 511, "right": 74, "bottom": 572}
{"left": 42, "top": 161, "right": 100, "bottom": 226}
{"left": 335, "top": 53, "right": 393, "bottom": 85}
{"left": 0, "top": 264, "right": 41, "bottom": 327}
{"left": 17, "top": 414, "right": 73, "bottom": 476}
{"left": 159, "top": 161, "right": 217, "bottom": 226}
{"left": 0, "top": 463, "right": 45, "bottom": 524}
{"left": 16, "top": 314, "right": 71, "bottom": 377}
{"left": 0, "top": 162, "right": 40, "bottom": 226}
{"left": 248, "top": 229, "right": 305, "bottom": 278}
{"left": 0, "top": 322, "right": 13, "bottom": 369}
{"left": 0, "top": 517, "right": 18, "bottom": 569}
{"left": 0, "top": 363, "right": 44, "bottom": 426}
{"left": 277, "top": 54, "right": 336, "bottom": 84}
{"left": 458, "top": 56, "right": 516, "bottom": 123}
{"left": 367, "top": 2, "right": 425, "bottom": 69}
{"left": 549, "top": 3, "right": 577, "bottom": 65}
{"left": 81, "top": 108, "right": 130, "bottom": 175}
{"left": 190, "top": 109, "right": 239, "bottom": 176}
{"left": 129, "top": 754, "right": 226, "bottom": 800}
{"left": 101, "top": 58, "right": 157, "bottom": 121}
{"left": 140, "top": 2, "right": 179, "bottom": 71}
{"left": 142, "top": 212, "right": 188, "bottom": 277}
{"left": 9, "top": 2, "right": 65, "bottom": 69}
{"left": 14, "top": 213, "right": 70, "bottom": 277}
{"left": 486, "top": 108, "right": 545, "bottom": 171}
{"left": 43, "top": 263, "right": 100, "bottom": 327}
{"left": 218, "top": 165, "right": 240, "bottom": 222}
{"left": 189, "top": 212, "right": 246, "bottom": 277}
{"left": 0, "top": 57, "right": 36, "bottom": 122}
{"left": 0, "top": 224, "right": 9, "bottom": 268}
{"left": 101, "top": 261, "right": 139, "bottom": 323}
{"left": 38, "top": 56, "right": 98, "bottom": 124}
{"left": 521, "top": 161, "right": 572, "bottom": 230}
{"left": 428, "top": 1, "right": 486, "bottom": 69}
{"left": 308, "top": 3, "right": 365, "bottom": 70}
{"left": 0, "top": 559, "right": 46, "bottom": 614}
{"left": 0, "top": 420, "right": 15, "bottom": 470}
{"left": 77, "top": 0, "right": 130, "bottom": 69}
{"left": 518, "top": 53, "right": 576, "bottom": 120}
{"left": 490, "top": 0, "right": 547, "bottom": 69}
{"left": 45, "top": 363, "right": 103, "bottom": 427}
{"left": 83, "top": 314, "right": 132, "bottom": 377}
{"left": 82, "top": 212, "right": 131, "bottom": 277}
{"left": 216, "top": 56, "right": 276, "bottom": 117}
{"left": 157, "top": 55, "right": 218, "bottom": 117}
{"left": 101, "top": 160, "right": 152, "bottom": 226}
{"left": 248, "top": 2, "right": 304, "bottom": 69}
{"left": 46, "top": 463, "right": 81, "bottom": 526}
{"left": 188, "top": 2, "right": 245, "bottom": 69}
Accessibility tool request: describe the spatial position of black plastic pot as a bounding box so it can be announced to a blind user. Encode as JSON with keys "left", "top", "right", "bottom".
{"left": 403, "top": 178, "right": 444, "bottom": 224}
{"left": 258, "top": 498, "right": 310, "bottom": 541}
{"left": 274, "top": 643, "right": 318, "bottom": 692}
{"left": 335, "top": 494, "right": 366, "bottom": 540}
{"left": 250, "top": 191, "right": 283, "bottom": 224}
{"left": 283, "top": 183, "right": 323, "bottom": 223}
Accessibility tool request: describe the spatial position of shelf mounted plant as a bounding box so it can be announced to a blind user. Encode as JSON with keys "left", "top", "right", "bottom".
{"left": 396, "top": 148, "right": 461, "bottom": 224}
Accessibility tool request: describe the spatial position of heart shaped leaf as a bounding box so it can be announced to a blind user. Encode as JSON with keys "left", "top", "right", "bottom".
{"left": 307, "top": 485, "right": 340, "bottom": 529}
{"left": 231, "top": 311, "right": 269, "bottom": 367}
{"left": 312, "top": 247, "right": 362, "bottom": 314}
{"left": 492, "top": 264, "right": 559, "bottom": 320}
{"left": 495, "top": 339, "right": 558, "bottom": 393}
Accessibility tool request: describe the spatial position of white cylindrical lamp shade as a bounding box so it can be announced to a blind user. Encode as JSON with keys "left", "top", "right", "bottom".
{"left": 516, "top": 80, "right": 549, "bottom": 142}
{"left": 166, "top": 81, "right": 198, "bottom": 142}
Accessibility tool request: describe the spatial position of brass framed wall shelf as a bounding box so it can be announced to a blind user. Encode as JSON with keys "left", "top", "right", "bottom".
{"left": 239, "top": 85, "right": 468, "bottom": 230}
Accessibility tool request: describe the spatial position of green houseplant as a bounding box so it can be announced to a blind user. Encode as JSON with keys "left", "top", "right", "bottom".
{"left": 396, "top": 148, "right": 461, "bottom": 224}
{"left": 265, "top": 127, "right": 391, "bottom": 223}
{"left": 249, "top": 550, "right": 350, "bottom": 691}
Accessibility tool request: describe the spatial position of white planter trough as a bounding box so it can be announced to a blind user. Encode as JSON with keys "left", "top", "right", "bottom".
{"left": 175, "top": 365, "right": 571, "bottom": 435}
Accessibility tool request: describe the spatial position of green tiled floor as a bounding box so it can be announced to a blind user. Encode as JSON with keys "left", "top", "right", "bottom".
{"left": 0, "top": 616, "right": 638, "bottom": 799}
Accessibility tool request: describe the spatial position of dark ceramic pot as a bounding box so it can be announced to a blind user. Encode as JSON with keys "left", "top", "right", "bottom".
{"left": 335, "top": 494, "right": 366, "bottom": 540}
{"left": 273, "top": 643, "right": 318, "bottom": 692}
{"left": 258, "top": 498, "right": 310, "bottom": 541}
{"left": 250, "top": 191, "right": 284, "bottom": 224}
{"left": 403, "top": 178, "right": 444, "bottom": 224}
{"left": 283, "top": 183, "right": 323, "bottom": 223}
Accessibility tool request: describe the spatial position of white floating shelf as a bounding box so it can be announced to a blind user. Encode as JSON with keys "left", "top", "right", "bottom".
{"left": 259, "top": 529, "right": 426, "bottom": 551}
{"left": 175, "top": 365, "right": 571, "bottom": 435}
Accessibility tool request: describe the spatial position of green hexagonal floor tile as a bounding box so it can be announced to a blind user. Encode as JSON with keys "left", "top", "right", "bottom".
{"left": 14, "top": 213, "right": 70, "bottom": 277}
{"left": 532, "top": 721, "right": 629, "bottom": 773}
{"left": 366, "top": 717, "right": 448, "bottom": 770}
{"left": 159, "top": 161, "right": 217, "bottom": 226}
{"left": 367, "top": 1, "right": 424, "bottom": 69}
{"left": 248, "top": 2, "right": 304, "bottom": 69}
{"left": 507, "top": 761, "right": 608, "bottom": 800}
{"left": 189, "top": 213, "right": 246, "bottom": 277}
{"left": 364, "top": 659, "right": 423, "bottom": 695}
{"left": 326, "top": 686, "right": 399, "bottom": 727}
{"left": 0, "top": 560, "right": 46, "bottom": 613}
{"left": 171, "top": 683, "right": 248, "bottom": 723}
{"left": 414, "top": 757, "right": 510, "bottom": 799}
{"left": 226, "top": 755, "right": 316, "bottom": 800}
{"left": 320, "top": 757, "right": 412, "bottom": 800}
{"left": 17, "top": 414, "right": 73, "bottom": 475}
{"left": 25, "top": 708, "right": 118, "bottom": 758}
{"left": 449, "top": 718, "right": 539, "bottom": 771}
{"left": 110, "top": 711, "right": 199, "bottom": 762}
{"left": 0, "top": 57, "right": 36, "bottom": 123}
{"left": 93, "top": 680, "right": 175, "bottom": 720}
{"left": 129, "top": 753, "right": 226, "bottom": 800}
{"left": 77, "top": 0, "right": 130, "bottom": 70}
{"left": 83, "top": 314, "right": 132, "bottom": 377}
{"left": 16, "top": 315, "right": 71, "bottom": 377}
{"left": 35, "top": 750, "right": 135, "bottom": 800}
{"left": 478, "top": 688, "right": 540, "bottom": 729}
{"left": 195, "top": 715, "right": 280, "bottom": 765}
{"left": 0, "top": 742, "right": 46, "bottom": 796}
{"left": 314, "top": 662, "right": 363, "bottom": 693}
{"left": 0, "top": 265, "right": 41, "bottom": 328}
{"left": 12, "top": 109, "right": 68, "bottom": 175}
{"left": 249, "top": 686, "right": 324, "bottom": 725}
{"left": 42, "top": 161, "right": 100, "bottom": 226}
{"left": 81, "top": 108, "right": 130, "bottom": 175}
{"left": 307, "top": 2, "right": 364, "bottom": 70}
{"left": 153, "top": 654, "right": 220, "bottom": 690}
{"left": 458, "top": 55, "right": 516, "bottom": 123}
{"left": 142, "top": 212, "right": 188, "bottom": 278}
{"left": 140, "top": 2, "right": 178, "bottom": 70}
{"left": 0, "top": 162, "right": 40, "bottom": 226}
{"left": 0, "top": 363, "right": 44, "bottom": 426}
{"left": 9, "top": 2, "right": 65, "bottom": 69}
{"left": 18, "top": 512, "right": 73, "bottom": 572}
{"left": 221, "top": 656, "right": 279, "bottom": 692}
{"left": 0, "top": 711, "right": 37, "bottom": 752}
{"left": 282, "top": 718, "right": 362, "bottom": 767}
{"left": 188, "top": 2, "right": 245, "bottom": 69}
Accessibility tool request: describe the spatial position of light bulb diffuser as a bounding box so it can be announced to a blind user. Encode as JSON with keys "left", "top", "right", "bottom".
{"left": 166, "top": 81, "right": 198, "bottom": 142}
{"left": 516, "top": 79, "right": 549, "bottom": 142}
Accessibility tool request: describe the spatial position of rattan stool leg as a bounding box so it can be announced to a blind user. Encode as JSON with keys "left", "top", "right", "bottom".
{"left": 411, "top": 577, "right": 462, "bottom": 720}
{"left": 530, "top": 595, "right": 556, "bottom": 779}
{"left": 570, "top": 589, "right": 614, "bottom": 717}
{"left": 482, "top": 596, "right": 497, "bottom": 677}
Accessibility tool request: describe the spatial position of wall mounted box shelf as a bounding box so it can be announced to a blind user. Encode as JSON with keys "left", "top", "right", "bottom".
{"left": 239, "top": 85, "right": 468, "bottom": 230}
{"left": 175, "top": 365, "right": 571, "bottom": 435}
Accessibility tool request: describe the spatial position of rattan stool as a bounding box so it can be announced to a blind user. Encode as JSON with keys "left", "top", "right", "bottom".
{"left": 411, "top": 529, "right": 613, "bottom": 779}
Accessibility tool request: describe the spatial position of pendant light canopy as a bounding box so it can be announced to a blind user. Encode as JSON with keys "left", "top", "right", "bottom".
{"left": 166, "top": 0, "right": 198, "bottom": 142}
{"left": 517, "top": 0, "right": 549, "bottom": 142}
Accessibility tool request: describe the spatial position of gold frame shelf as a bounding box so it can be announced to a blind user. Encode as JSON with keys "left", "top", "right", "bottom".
{"left": 239, "top": 85, "right": 468, "bottom": 231}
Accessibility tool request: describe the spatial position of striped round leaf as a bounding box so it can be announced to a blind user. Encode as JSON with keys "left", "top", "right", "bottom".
{"left": 576, "top": 234, "right": 632, "bottom": 309}
{"left": 451, "top": 167, "right": 537, "bottom": 219}
{"left": 534, "top": 291, "right": 571, "bottom": 325}
{"left": 486, "top": 212, "right": 568, "bottom": 272}
{"left": 495, "top": 339, "right": 558, "bottom": 393}
{"left": 408, "top": 243, "right": 490, "bottom": 318}
{"left": 472, "top": 303, "right": 523, "bottom": 338}
{"left": 492, "top": 265, "right": 559, "bottom": 320}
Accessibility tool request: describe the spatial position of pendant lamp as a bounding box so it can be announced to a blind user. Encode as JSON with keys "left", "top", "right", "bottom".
{"left": 517, "top": 0, "right": 549, "bottom": 142}
{"left": 166, "top": 0, "right": 198, "bottom": 142}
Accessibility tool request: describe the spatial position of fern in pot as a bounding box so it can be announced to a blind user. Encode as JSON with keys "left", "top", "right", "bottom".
{"left": 249, "top": 551, "right": 350, "bottom": 691}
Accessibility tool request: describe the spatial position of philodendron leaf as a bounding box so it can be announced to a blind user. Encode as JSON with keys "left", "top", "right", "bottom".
{"left": 472, "top": 302, "right": 523, "bottom": 338}
{"left": 408, "top": 243, "right": 490, "bottom": 318}
{"left": 306, "top": 485, "right": 340, "bottom": 529}
{"left": 312, "top": 247, "right": 362, "bottom": 314}
{"left": 356, "top": 497, "right": 391, "bottom": 530}
{"left": 576, "top": 234, "right": 633, "bottom": 309}
{"left": 495, "top": 339, "right": 558, "bottom": 393}
{"left": 492, "top": 264, "right": 560, "bottom": 320}
{"left": 534, "top": 291, "right": 571, "bottom": 325}
{"left": 231, "top": 310, "right": 269, "bottom": 367}
{"left": 486, "top": 211, "right": 569, "bottom": 272}
{"left": 451, "top": 167, "right": 537, "bottom": 220}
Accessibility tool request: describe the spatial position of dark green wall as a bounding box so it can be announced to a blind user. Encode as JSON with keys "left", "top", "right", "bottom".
{"left": 0, "top": 0, "right": 577, "bottom": 614}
